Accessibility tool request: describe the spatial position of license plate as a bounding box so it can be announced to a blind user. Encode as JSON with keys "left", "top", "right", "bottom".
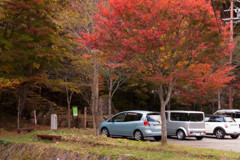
{"left": 154, "top": 124, "right": 161, "bottom": 129}
{"left": 196, "top": 133, "right": 200, "bottom": 136}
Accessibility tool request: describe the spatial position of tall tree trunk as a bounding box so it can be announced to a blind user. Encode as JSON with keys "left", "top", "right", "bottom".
{"left": 160, "top": 102, "right": 167, "bottom": 144}
{"left": 200, "top": 104, "right": 203, "bottom": 111}
{"left": 211, "top": 102, "right": 215, "bottom": 114}
{"left": 167, "top": 99, "right": 171, "bottom": 110}
{"left": 108, "top": 78, "right": 113, "bottom": 118}
{"left": 218, "top": 89, "right": 221, "bottom": 110}
{"left": 16, "top": 84, "right": 27, "bottom": 129}
{"left": 92, "top": 59, "right": 99, "bottom": 136}
{"left": 65, "top": 77, "right": 74, "bottom": 129}
{"left": 17, "top": 97, "right": 20, "bottom": 129}
{"left": 158, "top": 84, "right": 171, "bottom": 145}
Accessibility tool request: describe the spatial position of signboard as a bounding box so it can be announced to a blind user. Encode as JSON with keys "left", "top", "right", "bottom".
{"left": 72, "top": 106, "right": 78, "bottom": 116}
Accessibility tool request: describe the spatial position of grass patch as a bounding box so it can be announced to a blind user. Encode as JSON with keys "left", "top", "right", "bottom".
{"left": 0, "top": 128, "right": 239, "bottom": 160}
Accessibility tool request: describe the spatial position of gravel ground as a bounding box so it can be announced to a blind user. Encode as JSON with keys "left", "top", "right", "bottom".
{"left": 167, "top": 135, "right": 240, "bottom": 153}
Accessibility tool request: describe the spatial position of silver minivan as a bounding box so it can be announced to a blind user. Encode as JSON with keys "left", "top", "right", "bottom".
{"left": 166, "top": 110, "right": 206, "bottom": 140}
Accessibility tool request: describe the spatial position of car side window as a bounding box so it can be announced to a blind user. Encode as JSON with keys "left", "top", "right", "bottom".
{"left": 170, "top": 113, "right": 188, "bottom": 121}
{"left": 112, "top": 113, "right": 125, "bottom": 122}
{"left": 236, "top": 113, "right": 240, "bottom": 118}
{"left": 125, "top": 113, "right": 141, "bottom": 122}
{"left": 215, "top": 117, "right": 224, "bottom": 122}
{"left": 208, "top": 117, "right": 216, "bottom": 122}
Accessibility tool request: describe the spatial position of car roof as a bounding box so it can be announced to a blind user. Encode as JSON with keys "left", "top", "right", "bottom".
{"left": 208, "top": 114, "right": 232, "bottom": 118}
{"left": 165, "top": 110, "right": 204, "bottom": 113}
{"left": 215, "top": 109, "right": 240, "bottom": 113}
{"left": 120, "top": 110, "right": 160, "bottom": 114}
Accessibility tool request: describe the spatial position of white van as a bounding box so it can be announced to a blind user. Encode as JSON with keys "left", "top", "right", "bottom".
{"left": 214, "top": 109, "right": 240, "bottom": 123}
{"left": 166, "top": 110, "right": 206, "bottom": 140}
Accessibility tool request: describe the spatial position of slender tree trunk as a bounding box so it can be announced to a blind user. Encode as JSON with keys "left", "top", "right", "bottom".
{"left": 158, "top": 81, "right": 175, "bottom": 145}
{"left": 65, "top": 77, "right": 74, "bottom": 129}
{"left": 67, "top": 91, "right": 73, "bottom": 129}
{"left": 67, "top": 106, "right": 70, "bottom": 128}
{"left": 17, "top": 97, "right": 20, "bottom": 129}
{"left": 218, "top": 89, "right": 221, "bottom": 110}
{"left": 160, "top": 102, "right": 167, "bottom": 144}
{"left": 16, "top": 84, "right": 27, "bottom": 129}
{"left": 167, "top": 99, "right": 171, "bottom": 110}
{"left": 211, "top": 102, "right": 215, "bottom": 114}
{"left": 158, "top": 85, "right": 169, "bottom": 145}
{"left": 92, "top": 58, "right": 99, "bottom": 136}
{"left": 84, "top": 107, "right": 87, "bottom": 129}
{"left": 108, "top": 78, "right": 113, "bottom": 118}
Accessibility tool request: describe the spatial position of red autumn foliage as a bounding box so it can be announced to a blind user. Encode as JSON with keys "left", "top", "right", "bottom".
{"left": 78, "top": 0, "right": 234, "bottom": 144}
{"left": 79, "top": 0, "right": 233, "bottom": 101}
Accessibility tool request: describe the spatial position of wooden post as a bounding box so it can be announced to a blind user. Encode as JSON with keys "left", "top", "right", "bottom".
{"left": 77, "top": 110, "right": 80, "bottom": 128}
{"left": 84, "top": 107, "right": 87, "bottom": 129}
{"left": 34, "top": 110, "right": 37, "bottom": 129}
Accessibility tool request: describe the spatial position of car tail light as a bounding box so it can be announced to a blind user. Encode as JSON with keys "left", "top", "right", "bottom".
{"left": 225, "top": 124, "right": 228, "bottom": 128}
{"left": 143, "top": 121, "right": 150, "bottom": 126}
{"left": 190, "top": 132, "right": 193, "bottom": 134}
{"left": 203, "top": 132, "right": 206, "bottom": 134}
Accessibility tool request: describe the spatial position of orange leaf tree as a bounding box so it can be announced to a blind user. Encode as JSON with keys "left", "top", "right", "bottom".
{"left": 80, "top": 0, "right": 233, "bottom": 144}
{"left": 175, "top": 63, "right": 234, "bottom": 111}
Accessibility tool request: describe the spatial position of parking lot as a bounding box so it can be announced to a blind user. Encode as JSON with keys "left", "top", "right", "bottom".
{"left": 167, "top": 135, "right": 240, "bottom": 153}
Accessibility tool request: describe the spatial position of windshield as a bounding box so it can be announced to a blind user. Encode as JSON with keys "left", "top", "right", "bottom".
{"left": 147, "top": 113, "right": 161, "bottom": 122}
{"left": 224, "top": 117, "right": 235, "bottom": 122}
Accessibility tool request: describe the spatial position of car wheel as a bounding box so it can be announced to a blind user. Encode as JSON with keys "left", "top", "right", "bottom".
{"left": 154, "top": 136, "right": 161, "bottom": 141}
{"left": 215, "top": 129, "right": 225, "bottom": 139}
{"left": 230, "top": 135, "right": 239, "bottom": 139}
{"left": 134, "top": 130, "right": 144, "bottom": 141}
{"left": 177, "top": 130, "right": 186, "bottom": 140}
{"left": 196, "top": 136, "right": 203, "bottom": 140}
{"left": 101, "top": 127, "right": 110, "bottom": 137}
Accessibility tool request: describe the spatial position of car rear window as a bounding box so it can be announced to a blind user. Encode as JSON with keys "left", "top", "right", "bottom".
{"left": 147, "top": 113, "right": 161, "bottom": 122}
{"left": 224, "top": 117, "right": 235, "bottom": 122}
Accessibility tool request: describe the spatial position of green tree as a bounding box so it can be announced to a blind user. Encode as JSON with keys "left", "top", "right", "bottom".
{"left": 53, "top": 0, "right": 100, "bottom": 135}
{"left": 0, "top": 0, "right": 61, "bottom": 129}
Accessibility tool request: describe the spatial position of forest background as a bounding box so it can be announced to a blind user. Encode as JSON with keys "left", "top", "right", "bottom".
{"left": 0, "top": 0, "right": 240, "bottom": 141}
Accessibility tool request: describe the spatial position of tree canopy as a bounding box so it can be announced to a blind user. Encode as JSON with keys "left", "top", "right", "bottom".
{"left": 80, "top": 0, "right": 234, "bottom": 144}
